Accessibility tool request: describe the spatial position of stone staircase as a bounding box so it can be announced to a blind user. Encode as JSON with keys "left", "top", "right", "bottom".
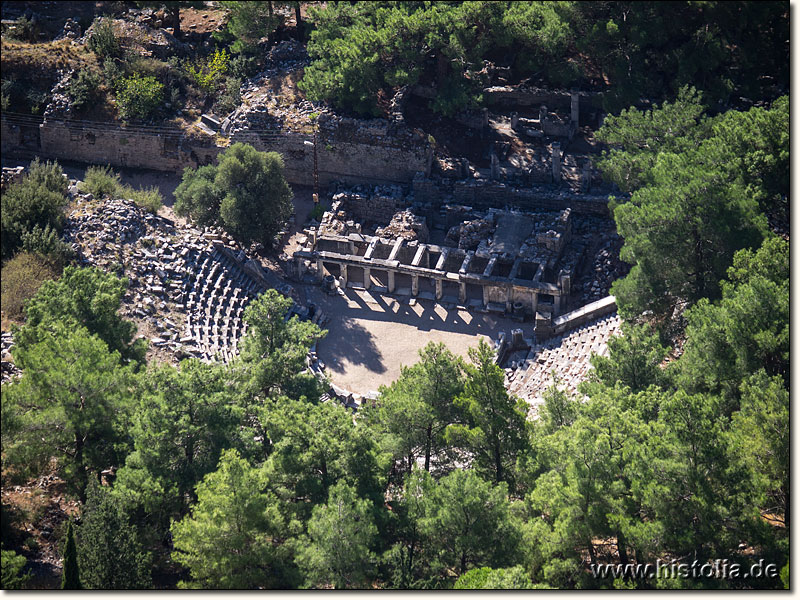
{"left": 508, "top": 312, "right": 621, "bottom": 412}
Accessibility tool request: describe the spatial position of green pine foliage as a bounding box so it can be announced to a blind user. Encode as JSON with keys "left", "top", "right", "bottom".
{"left": 13, "top": 265, "right": 146, "bottom": 363}
{"left": 0, "top": 3, "right": 789, "bottom": 590}
{"left": 299, "top": 2, "right": 787, "bottom": 116}
{"left": 445, "top": 339, "right": 530, "bottom": 489}
{"left": 297, "top": 481, "right": 378, "bottom": 589}
{"left": 596, "top": 89, "right": 786, "bottom": 329}
{"left": 60, "top": 521, "right": 81, "bottom": 590}
{"left": 2, "top": 548, "right": 31, "bottom": 590}
{"left": 3, "top": 323, "right": 136, "bottom": 501}
{"left": 171, "top": 449, "right": 295, "bottom": 589}
{"left": 77, "top": 482, "right": 152, "bottom": 589}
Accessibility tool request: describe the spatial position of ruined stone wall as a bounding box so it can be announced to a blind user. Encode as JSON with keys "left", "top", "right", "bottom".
{"left": 550, "top": 295, "right": 617, "bottom": 337}
{"left": 36, "top": 120, "right": 220, "bottom": 172}
{"left": 482, "top": 86, "right": 601, "bottom": 111}
{"left": 335, "top": 191, "right": 407, "bottom": 224}
{"left": 412, "top": 177, "right": 611, "bottom": 215}
{"left": 4, "top": 115, "right": 432, "bottom": 187}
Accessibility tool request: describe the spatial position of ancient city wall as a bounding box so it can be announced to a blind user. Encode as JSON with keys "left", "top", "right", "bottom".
{"left": 37, "top": 120, "right": 219, "bottom": 171}
{"left": 482, "top": 86, "right": 601, "bottom": 112}
{"left": 2, "top": 115, "right": 433, "bottom": 187}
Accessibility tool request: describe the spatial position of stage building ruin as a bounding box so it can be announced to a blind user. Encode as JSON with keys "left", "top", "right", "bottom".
{"left": 293, "top": 192, "right": 590, "bottom": 323}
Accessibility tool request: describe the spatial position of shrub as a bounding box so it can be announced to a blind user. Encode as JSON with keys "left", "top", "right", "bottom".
{"left": 185, "top": 48, "right": 230, "bottom": 92}
{"left": 116, "top": 74, "right": 164, "bottom": 121}
{"left": 0, "top": 252, "right": 61, "bottom": 322}
{"left": 118, "top": 184, "right": 162, "bottom": 213}
{"left": 20, "top": 224, "right": 73, "bottom": 268}
{"left": 1, "top": 159, "right": 68, "bottom": 259}
{"left": 309, "top": 202, "right": 328, "bottom": 222}
{"left": 26, "top": 157, "right": 68, "bottom": 196}
{"left": 88, "top": 18, "right": 120, "bottom": 58}
{"left": 5, "top": 16, "right": 40, "bottom": 42}
{"left": 81, "top": 165, "right": 120, "bottom": 198}
{"left": 26, "top": 89, "right": 49, "bottom": 115}
{"left": 67, "top": 69, "right": 101, "bottom": 111}
{"left": 102, "top": 57, "right": 124, "bottom": 90}
{"left": 229, "top": 53, "right": 260, "bottom": 79}
{"left": 214, "top": 76, "right": 242, "bottom": 115}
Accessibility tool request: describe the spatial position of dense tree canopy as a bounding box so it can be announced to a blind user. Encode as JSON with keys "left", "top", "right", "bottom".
{"left": 3, "top": 324, "right": 135, "bottom": 501}
{"left": 174, "top": 143, "right": 293, "bottom": 247}
{"left": 14, "top": 265, "right": 146, "bottom": 364}
{"left": 597, "top": 89, "right": 786, "bottom": 329}
{"left": 0, "top": 2, "right": 788, "bottom": 590}
{"left": 300, "top": 2, "right": 787, "bottom": 116}
{"left": 171, "top": 449, "right": 295, "bottom": 589}
{"left": 77, "top": 482, "right": 152, "bottom": 589}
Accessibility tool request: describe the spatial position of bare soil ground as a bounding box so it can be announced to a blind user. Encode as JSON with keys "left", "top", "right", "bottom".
{"left": 305, "top": 285, "right": 525, "bottom": 393}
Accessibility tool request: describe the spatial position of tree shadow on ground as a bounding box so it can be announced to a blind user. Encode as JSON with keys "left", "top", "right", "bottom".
{"left": 318, "top": 315, "right": 386, "bottom": 375}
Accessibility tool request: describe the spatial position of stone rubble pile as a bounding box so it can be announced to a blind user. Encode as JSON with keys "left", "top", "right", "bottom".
{"left": 63, "top": 196, "right": 272, "bottom": 364}
{"left": 446, "top": 218, "right": 493, "bottom": 250}
{"left": 264, "top": 39, "right": 309, "bottom": 68}
{"left": 317, "top": 199, "right": 363, "bottom": 237}
{"left": 42, "top": 69, "right": 74, "bottom": 119}
{"left": 1, "top": 166, "right": 25, "bottom": 192}
{"left": 54, "top": 17, "right": 81, "bottom": 41}
{"left": 375, "top": 210, "right": 429, "bottom": 242}
{"left": 223, "top": 42, "right": 320, "bottom": 133}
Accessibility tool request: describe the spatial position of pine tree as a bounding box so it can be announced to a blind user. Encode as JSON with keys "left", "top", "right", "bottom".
{"left": 77, "top": 482, "right": 152, "bottom": 589}
{"left": 61, "top": 520, "right": 81, "bottom": 590}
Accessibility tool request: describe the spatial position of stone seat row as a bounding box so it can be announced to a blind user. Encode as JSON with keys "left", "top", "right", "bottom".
{"left": 179, "top": 248, "right": 265, "bottom": 363}
{"left": 510, "top": 313, "right": 621, "bottom": 411}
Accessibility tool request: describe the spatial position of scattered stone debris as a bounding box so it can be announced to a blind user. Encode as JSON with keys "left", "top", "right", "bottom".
{"left": 445, "top": 218, "right": 493, "bottom": 250}
{"left": 63, "top": 195, "right": 272, "bottom": 364}
{"left": 54, "top": 17, "right": 81, "bottom": 41}
{"left": 375, "top": 210, "right": 429, "bottom": 242}
{"left": 1, "top": 332, "right": 21, "bottom": 384}
{"left": 1, "top": 166, "right": 26, "bottom": 192}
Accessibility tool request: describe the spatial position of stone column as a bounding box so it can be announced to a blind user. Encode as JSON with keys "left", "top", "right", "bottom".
{"left": 531, "top": 291, "right": 538, "bottom": 315}
{"left": 510, "top": 112, "right": 519, "bottom": 129}
{"left": 505, "top": 285, "right": 513, "bottom": 313}
{"left": 490, "top": 151, "right": 500, "bottom": 180}
{"left": 570, "top": 90, "right": 579, "bottom": 125}
{"left": 554, "top": 293, "right": 563, "bottom": 315}
{"left": 316, "top": 258, "right": 325, "bottom": 282}
{"left": 411, "top": 274, "right": 419, "bottom": 296}
{"left": 388, "top": 270, "right": 396, "bottom": 293}
{"left": 482, "top": 285, "right": 490, "bottom": 307}
{"left": 581, "top": 161, "right": 592, "bottom": 192}
{"left": 539, "top": 104, "right": 548, "bottom": 124}
{"left": 459, "top": 281, "right": 467, "bottom": 304}
{"left": 435, "top": 278, "right": 443, "bottom": 300}
{"left": 340, "top": 263, "right": 348, "bottom": 287}
{"left": 363, "top": 267, "right": 371, "bottom": 290}
{"left": 551, "top": 142, "right": 561, "bottom": 182}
